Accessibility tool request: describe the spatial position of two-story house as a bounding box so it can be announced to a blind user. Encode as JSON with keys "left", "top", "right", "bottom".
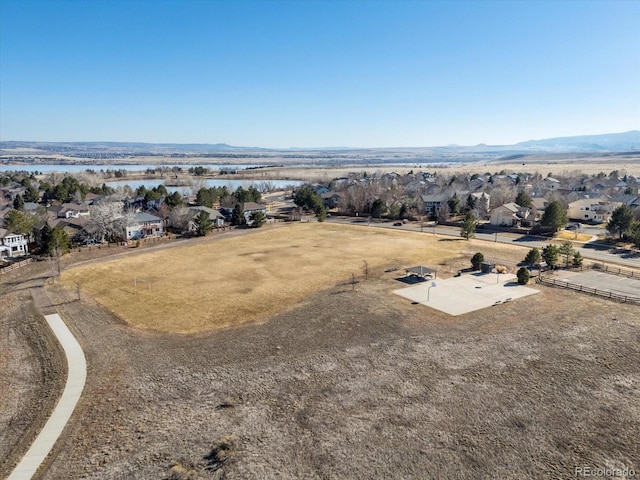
{"left": 125, "top": 212, "right": 164, "bottom": 240}
{"left": 0, "top": 228, "right": 29, "bottom": 258}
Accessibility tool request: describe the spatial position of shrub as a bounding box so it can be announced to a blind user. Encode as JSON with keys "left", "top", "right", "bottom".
{"left": 517, "top": 267, "right": 530, "bottom": 285}
{"left": 471, "top": 252, "right": 484, "bottom": 271}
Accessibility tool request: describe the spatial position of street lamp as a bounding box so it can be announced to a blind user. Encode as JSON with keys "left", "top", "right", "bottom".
{"left": 427, "top": 281, "right": 437, "bottom": 301}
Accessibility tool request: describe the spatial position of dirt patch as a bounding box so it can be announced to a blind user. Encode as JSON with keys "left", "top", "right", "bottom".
{"left": 0, "top": 290, "right": 66, "bottom": 478}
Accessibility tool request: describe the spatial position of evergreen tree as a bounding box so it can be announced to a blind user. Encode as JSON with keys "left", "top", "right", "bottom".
{"left": 371, "top": 199, "right": 385, "bottom": 218}
{"left": 40, "top": 223, "right": 54, "bottom": 253}
{"left": 471, "top": 252, "right": 484, "bottom": 271}
{"left": 4, "top": 209, "right": 36, "bottom": 236}
{"left": 249, "top": 211, "right": 266, "bottom": 228}
{"left": 465, "top": 194, "right": 476, "bottom": 212}
{"left": 447, "top": 194, "right": 461, "bottom": 216}
{"left": 49, "top": 227, "right": 71, "bottom": 255}
{"left": 541, "top": 201, "right": 568, "bottom": 232}
{"left": 515, "top": 190, "right": 532, "bottom": 208}
{"left": 165, "top": 191, "right": 184, "bottom": 209}
{"left": 542, "top": 244, "right": 560, "bottom": 269}
{"left": 558, "top": 241, "right": 575, "bottom": 267}
{"left": 572, "top": 251, "right": 584, "bottom": 267}
{"left": 194, "top": 210, "right": 213, "bottom": 236}
{"left": 517, "top": 267, "right": 530, "bottom": 285}
{"left": 24, "top": 185, "right": 40, "bottom": 202}
{"left": 524, "top": 247, "right": 542, "bottom": 267}
{"left": 460, "top": 212, "right": 477, "bottom": 240}
{"left": 13, "top": 194, "right": 25, "bottom": 210}
{"left": 606, "top": 205, "right": 634, "bottom": 240}
{"left": 231, "top": 204, "right": 246, "bottom": 226}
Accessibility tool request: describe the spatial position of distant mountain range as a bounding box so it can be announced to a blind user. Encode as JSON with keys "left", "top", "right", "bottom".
{"left": 1, "top": 131, "right": 639, "bottom": 156}
{"left": 512, "top": 130, "right": 640, "bottom": 152}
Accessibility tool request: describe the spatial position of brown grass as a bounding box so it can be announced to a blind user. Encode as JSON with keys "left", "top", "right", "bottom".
{"left": 554, "top": 230, "right": 593, "bottom": 242}
{"left": 62, "top": 223, "right": 495, "bottom": 333}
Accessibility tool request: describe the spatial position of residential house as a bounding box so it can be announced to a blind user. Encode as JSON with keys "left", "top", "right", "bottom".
{"left": 312, "top": 185, "right": 331, "bottom": 195}
{"left": 489, "top": 203, "right": 534, "bottom": 227}
{"left": 57, "top": 203, "right": 90, "bottom": 219}
{"left": 188, "top": 206, "right": 225, "bottom": 228}
{"left": 320, "top": 192, "right": 342, "bottom": 209}
{"left": 242, "top": 202, "right": 267, "bottom": 223}
{"left": 421, "top": 194, "right": 449, "bottom": 217}
{"left": 567, "top": 198, "right": 619, "bottom": 224}
{"left": 543, "top": 177, "right": 561, "bottom": 190}
{"left": 531, "top": 197, "right": 547, "bottom": 212}
{"left": 48, "top": 217, "right": 91, "bottom": 242}
{"left": 125, "top": 212, "right": 164, "bottom": 240}
{"left": 0, "top": 228, "right": 29, "bottom": 258}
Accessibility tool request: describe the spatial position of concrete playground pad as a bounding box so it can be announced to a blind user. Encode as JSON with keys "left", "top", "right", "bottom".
{"left": 393, "top": 273, "right": 540, "bottom": 316}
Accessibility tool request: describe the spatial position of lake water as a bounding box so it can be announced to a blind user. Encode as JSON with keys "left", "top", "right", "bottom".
{"left": 0, "top": 163, "right": 267, "bottom": 174}
{"left": 105, "top": 178, "right": 303, "bottom": 193}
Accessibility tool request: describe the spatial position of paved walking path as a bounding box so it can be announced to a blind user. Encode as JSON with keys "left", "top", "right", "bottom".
{"left": 8, "top": 314, "right": 86, "bottom": 480}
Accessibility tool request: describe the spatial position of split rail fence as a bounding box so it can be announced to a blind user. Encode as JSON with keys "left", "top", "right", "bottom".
{"left": 537, "top": 275, "right": 640, "bottom": 305}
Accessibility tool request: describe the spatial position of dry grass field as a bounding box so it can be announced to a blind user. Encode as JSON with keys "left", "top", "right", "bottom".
{"left": 60, "top": 223, "right": 501, "bottom": 333}
{"left": 2, "top": 230, "right": 638, "bottom": 479}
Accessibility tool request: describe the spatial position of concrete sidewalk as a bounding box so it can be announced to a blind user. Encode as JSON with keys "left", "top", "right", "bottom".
{"left": 8, "top": 314, "right": 86, "bottom": 480}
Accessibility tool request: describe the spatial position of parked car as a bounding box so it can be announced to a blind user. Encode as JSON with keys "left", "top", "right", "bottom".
{"left": 393, "top": 222, "right": 403, "bottom": 226}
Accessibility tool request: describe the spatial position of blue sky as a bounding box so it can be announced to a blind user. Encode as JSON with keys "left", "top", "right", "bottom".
{"left": 0, "top": 0, "right": 638, "bottom": 147}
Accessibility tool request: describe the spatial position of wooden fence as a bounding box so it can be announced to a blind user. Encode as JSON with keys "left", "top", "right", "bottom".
{"left": 0, "top": 258, "right": 34, "bottom": 275}
{"left": 537, "top": 275, "right": 640, "bottom": 305}
{"left": 592, "top": 263, "right": 640, "bottom": 279}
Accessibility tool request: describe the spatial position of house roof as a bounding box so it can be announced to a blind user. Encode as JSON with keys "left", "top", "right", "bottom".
{"left": 189, "top": 206, "right": 224, "bottom": 219}
{"left": 243, "top": 202, "right": 265, "bottom": 211}
{"left": 421, "top": 194, "right": 448, "bottom": 202}
{"left": 499, "top": 202, "right": 522, "bottom": 213}
{"left": 131, "top": 212, "right": 161, "bottom": 222}
{"left": 320, "top": 192, "right": 342, "bottom": 199}
{"left": 0, "top": 228, "right": 20, "bottom": 238}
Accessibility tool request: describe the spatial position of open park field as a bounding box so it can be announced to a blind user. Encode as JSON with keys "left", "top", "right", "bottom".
{"left": 60, "top": 223, "right": 526, "bottom": 333}
{"left": 1, "top": 224, "right": 638, "bottom": 479}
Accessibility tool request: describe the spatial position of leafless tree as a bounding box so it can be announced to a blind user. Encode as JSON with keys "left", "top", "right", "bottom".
{"left": 87, "top": 201, "right": 124, "bottom": 242}
{"left": 168, "top": 206, "right": 192, "bottom": 232}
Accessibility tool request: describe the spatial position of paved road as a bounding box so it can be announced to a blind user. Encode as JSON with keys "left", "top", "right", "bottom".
{"left": 327, "top": 217, "right": 640, "bottom": 269}
{"left": 8, "top": 314, "right": 87, "bottom": 480}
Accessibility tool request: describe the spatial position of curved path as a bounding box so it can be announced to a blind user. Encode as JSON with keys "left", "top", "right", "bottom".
{"left": 8, "top": 313, "right": 86, "bottom": 480}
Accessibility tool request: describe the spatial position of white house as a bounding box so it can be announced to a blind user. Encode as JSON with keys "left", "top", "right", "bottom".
{"left": 567, "top": 199, "right": 619, "bottom": 223}
{"left": 0, "top": 228, "right": 29, "bottom": 258}
{"left": 242, "top": 202, "right": 267, "bottom": 223}
{"left": 489, "top": 202, "right": 533, "bottom": 227}
{"left": 125, "top": 212, "right": 163, "bottom": 240}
